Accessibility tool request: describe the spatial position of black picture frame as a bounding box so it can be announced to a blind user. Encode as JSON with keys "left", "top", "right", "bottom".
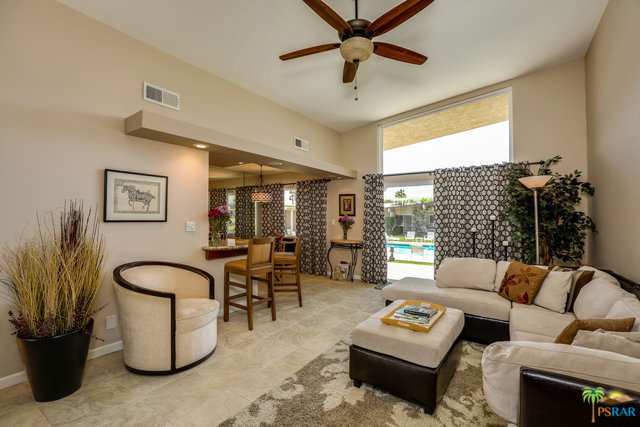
{"left": 104, "top": 169, "right": 168, "bottom": 222}
{"left": 339, "top": 194, "right": 356, "bottom": 216}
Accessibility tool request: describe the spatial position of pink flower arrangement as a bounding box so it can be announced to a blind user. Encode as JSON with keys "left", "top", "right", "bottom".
{"left": 338, "top": 215, "right": 355, "bottom": 230}
{"left": 208, "top": 205, "right": 232, "bottom": 243}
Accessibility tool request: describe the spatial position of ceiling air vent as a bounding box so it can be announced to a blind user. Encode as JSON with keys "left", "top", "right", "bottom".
{"left": 294, "top": 137, "right": 309, "bottom": 152}
{"left": 143, "top": 82, "right": 180, "bottom": 111}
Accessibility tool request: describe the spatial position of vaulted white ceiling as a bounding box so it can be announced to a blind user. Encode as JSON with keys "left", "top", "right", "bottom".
{"left": 59, "top": 0, "right": 608, "bottom": 132}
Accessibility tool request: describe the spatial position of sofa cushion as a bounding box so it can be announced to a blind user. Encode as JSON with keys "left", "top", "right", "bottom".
{"left": 573, "top": 278, "right": 631, "bottom": 319}
{"left": 436, "top": 257, "right": 496, "bottom": 291}
{"left": 577, "top": 266, "right": 620, "bottom": 286}
{"left": 352, "top": 300, "right": 465, "bottom": 368}
{"left": 554, "top": 317, "right": 635, "bottom": 344}
{"left": 175, "top": 298, "right": 220, "bottom": 333}
{"left": 482, "top": 341, "right": 640, "bottom": 424}
{"left": 498, "top": 262, "right": 550, "bottom": 305}
{"left": 509, "top": 304, "right": 575, "bottom": 342}
{"left": 381, "top": 277, "right": 512, "bottom": 321}
{"left": 494, "top": 260, "right": 511, "bottom": 291}
{"left": 571, "top": 329, "right": 640, "bottom": 359}
{"left": 606, "top": 296, "right": 640, "bottom": 331}
{"left": 533, "top": 271, "right": 573, "bottom": 313}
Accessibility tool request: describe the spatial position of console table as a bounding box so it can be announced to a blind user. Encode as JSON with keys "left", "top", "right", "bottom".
{"left": 327, "top": 239, "right": 364, "bottom": 282}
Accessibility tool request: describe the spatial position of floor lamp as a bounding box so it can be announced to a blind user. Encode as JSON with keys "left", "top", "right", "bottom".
{"left": 517, "top": 175, "right": 552, "bottom": 264}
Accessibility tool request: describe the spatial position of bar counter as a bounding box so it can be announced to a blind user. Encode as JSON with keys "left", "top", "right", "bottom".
{"left": 202, "top": 238, "right": 250, "bottom": 260}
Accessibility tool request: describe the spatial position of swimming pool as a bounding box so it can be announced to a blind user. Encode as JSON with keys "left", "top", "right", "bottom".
{"left": 386, "top": 243, "right": 435, "bottom": 256}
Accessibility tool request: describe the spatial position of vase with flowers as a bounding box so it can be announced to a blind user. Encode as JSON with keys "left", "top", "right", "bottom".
{"left": 338, "top": 215, "right": 355, "bottom": 240}
{"left": 208, "top": 205, "right": 232, "bottom": 246}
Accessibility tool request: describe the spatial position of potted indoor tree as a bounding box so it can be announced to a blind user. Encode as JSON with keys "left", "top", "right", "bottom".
{"left": 502, "top": 155, "right": 596, "bottom": 265}
{"left": 1, "top": 201, "right": 106, "bottom": 401}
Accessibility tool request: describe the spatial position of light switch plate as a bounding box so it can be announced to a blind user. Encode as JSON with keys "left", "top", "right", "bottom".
{"left": 106, "top": 315, "right": 117, "bottom": 330}
{"left": 331, "top": 219, "right": 336, "bottom": 225}
{"left": 186, "top": 221, "right": 196, "bottom": 232}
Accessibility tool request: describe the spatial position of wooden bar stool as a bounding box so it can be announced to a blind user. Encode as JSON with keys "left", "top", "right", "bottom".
{"left": 223, "top": 237, "right": 276, "bottom": 330}
{"left": 274, "top": 237, "right": 302, "bottom": 307}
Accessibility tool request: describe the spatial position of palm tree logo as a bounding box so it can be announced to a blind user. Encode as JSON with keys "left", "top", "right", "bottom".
{"left": 582, "top": 386, "right": 605, "bottom": 423}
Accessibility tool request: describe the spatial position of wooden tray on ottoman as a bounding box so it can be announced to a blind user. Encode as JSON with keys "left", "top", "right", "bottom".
{"left": 380, "top": 300, "right": 447, "bottom": 332}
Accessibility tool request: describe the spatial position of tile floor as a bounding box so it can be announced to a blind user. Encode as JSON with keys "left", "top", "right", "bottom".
{"left": 0, "top": 275, "right": 383, "bottom": 426}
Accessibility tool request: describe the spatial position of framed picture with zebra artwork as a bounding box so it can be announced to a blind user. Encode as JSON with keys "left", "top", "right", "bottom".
{"left": 104, "top": 169, "right": 168, "bottom": 222}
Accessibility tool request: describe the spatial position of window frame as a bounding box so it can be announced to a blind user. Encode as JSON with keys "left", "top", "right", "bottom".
{"left": 378, "top": 87, "right": 513, "bottom": 175}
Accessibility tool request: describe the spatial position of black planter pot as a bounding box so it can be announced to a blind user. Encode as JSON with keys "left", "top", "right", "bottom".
{"left": 17, "top": 318, "right": 93, "bottom": 402}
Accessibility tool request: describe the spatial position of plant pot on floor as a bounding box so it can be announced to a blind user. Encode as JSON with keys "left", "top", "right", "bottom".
{"left": 17, "top": 318, "right": 94, "bottom": 402}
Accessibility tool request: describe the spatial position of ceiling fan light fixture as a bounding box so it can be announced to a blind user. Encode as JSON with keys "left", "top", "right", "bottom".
{"left": 340, "top": 36, "right": 373, "bottom": 63}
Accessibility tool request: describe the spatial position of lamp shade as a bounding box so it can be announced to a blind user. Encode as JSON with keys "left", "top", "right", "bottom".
{"left": 340, "top": 36, "right": 374, "bottom": 63}
{"left": 518, "top": 175, "right": 552, "bottom": 189}
{"left": 251, "top": 191, "right": 271, "bottom": 203}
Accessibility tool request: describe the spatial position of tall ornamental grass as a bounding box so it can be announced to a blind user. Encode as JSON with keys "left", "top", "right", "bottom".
{"left": 1, "top": 201, "right": 106, "bottom": 338}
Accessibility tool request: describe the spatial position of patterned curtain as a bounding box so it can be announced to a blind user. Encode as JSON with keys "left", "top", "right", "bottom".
{"left": 433, "top": 163, "right": 513, "bottom": 271}
{"left": 296, "top": 179, "right": 327, "bottom": 276}
{"left": 261, "top": 184, "right": 285, "bottom": 236}
{"left": 235, "top": 186, "right": 255, "bottom": 238}
{"left": 208, "top": 188, "right": 227, "bottom": 239}
{"left": 361, "top": 174, "right": 387, "bottom": 284}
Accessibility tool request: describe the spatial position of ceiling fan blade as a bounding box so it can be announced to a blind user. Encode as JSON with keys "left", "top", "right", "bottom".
{"left": 374, "top": 42, "right": 427, "bottom": 65}
{"left": 279, "top": 43, "right": 341, "bottom": 61}
{"left": 303, "top": 0, "right": 353, "bottom": 36}
{"left": 367, "top": 0, "right": 434, "bottom": 37}
{"left": 343, "top": 61, "right": 358, "bottom": 83}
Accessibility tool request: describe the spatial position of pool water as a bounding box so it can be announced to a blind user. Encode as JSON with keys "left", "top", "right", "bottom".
{"left": 386, "top": 243, "right": 435, "bottom": 257}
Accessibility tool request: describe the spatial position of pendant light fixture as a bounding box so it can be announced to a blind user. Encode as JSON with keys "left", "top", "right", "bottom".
{"left": 251, "top": 165, "right": 271, "bottom": 203}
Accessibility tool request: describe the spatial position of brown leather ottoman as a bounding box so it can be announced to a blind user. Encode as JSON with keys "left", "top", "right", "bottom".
{"left": 349, "top": 300, "right": 464, "bottom": 414}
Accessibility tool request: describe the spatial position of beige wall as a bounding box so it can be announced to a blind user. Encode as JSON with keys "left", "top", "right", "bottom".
{"left": 585, "top": 0, "right": 640, "bottom": 281}
{"left": 335, "top": 58, "right": 590, "bottom": 275}
{"left": 0, "top": 0, "right": 339, "bottom": 380}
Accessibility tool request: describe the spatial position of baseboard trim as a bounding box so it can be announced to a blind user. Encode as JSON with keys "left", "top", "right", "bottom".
{"left": 0, "top": 340, "right": 123, "bottom": 391}
{"left": 0, "top": 371, "right": 27, "bottom": 391}
{"left": 88, "top": 340, "right": 123, "bottom": 359}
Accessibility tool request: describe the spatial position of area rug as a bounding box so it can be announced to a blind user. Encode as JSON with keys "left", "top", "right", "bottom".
{"left": 220, "top": 338, "right": 506, "bottom": 426}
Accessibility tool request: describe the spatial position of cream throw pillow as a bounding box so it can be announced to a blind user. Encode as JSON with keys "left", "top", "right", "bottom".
{"left": 573, "top": 278, "right": 631, "bottom": 319}
{"left": 606, "top": 296, "right": 640, "bottom": 332}
{"left": 533, "top": 270, "right": 573, "bottom": 313}
{"left": 572, "top": 329, "right": 640, "bottom": 359}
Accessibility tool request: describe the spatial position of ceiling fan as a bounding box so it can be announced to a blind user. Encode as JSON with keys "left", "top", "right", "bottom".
{"left": 279, "top": 0, "right": 433, "bottom": 83}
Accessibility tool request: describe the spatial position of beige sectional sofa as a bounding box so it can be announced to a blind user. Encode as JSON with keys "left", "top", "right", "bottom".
{"left": 381, "top": 257, "right": 640, "bottom": 425}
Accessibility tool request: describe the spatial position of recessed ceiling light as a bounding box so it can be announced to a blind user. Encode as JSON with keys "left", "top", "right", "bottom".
{"left": 194, "top": 144, "right": 208, "bottom": 149}
{"left": 238, "top": 162, "right": 245, "bottom": 165}
{"left": 337, "top": 177, "right": 342, "bottom": 180}
{"left": 269, "top": 162, "right": 283, "bottom": 166}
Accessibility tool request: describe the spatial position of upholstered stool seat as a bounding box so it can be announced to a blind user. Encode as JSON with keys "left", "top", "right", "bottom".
{"left": 349, "top": 300, "right": 464, "bottom": 413}
{"left": 113, "top": 261, "right": 217, "bottom": 375}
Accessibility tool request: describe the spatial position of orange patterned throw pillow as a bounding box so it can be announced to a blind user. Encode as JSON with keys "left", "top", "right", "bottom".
{"left": 498, "top": 261, "right": 550, "bottom": 305}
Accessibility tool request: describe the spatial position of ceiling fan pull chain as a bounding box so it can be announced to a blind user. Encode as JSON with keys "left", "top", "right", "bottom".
{"left": 355, "top": 0, "right": 358, "bottom": 19}
{"left": 354, "top": 76, "right": 359, "bottom": 101}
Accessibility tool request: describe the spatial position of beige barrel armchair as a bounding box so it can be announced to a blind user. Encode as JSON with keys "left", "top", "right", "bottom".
{"left": 113, "top": 261, "right": 218, "bottom": 374}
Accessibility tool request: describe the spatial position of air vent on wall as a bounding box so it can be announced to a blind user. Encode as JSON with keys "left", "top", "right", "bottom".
{"left": 294, "top": 137, "right": 309, "bottom": 152}
{"left": 143, "top": 82, "right": 180, "bottom": 111}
